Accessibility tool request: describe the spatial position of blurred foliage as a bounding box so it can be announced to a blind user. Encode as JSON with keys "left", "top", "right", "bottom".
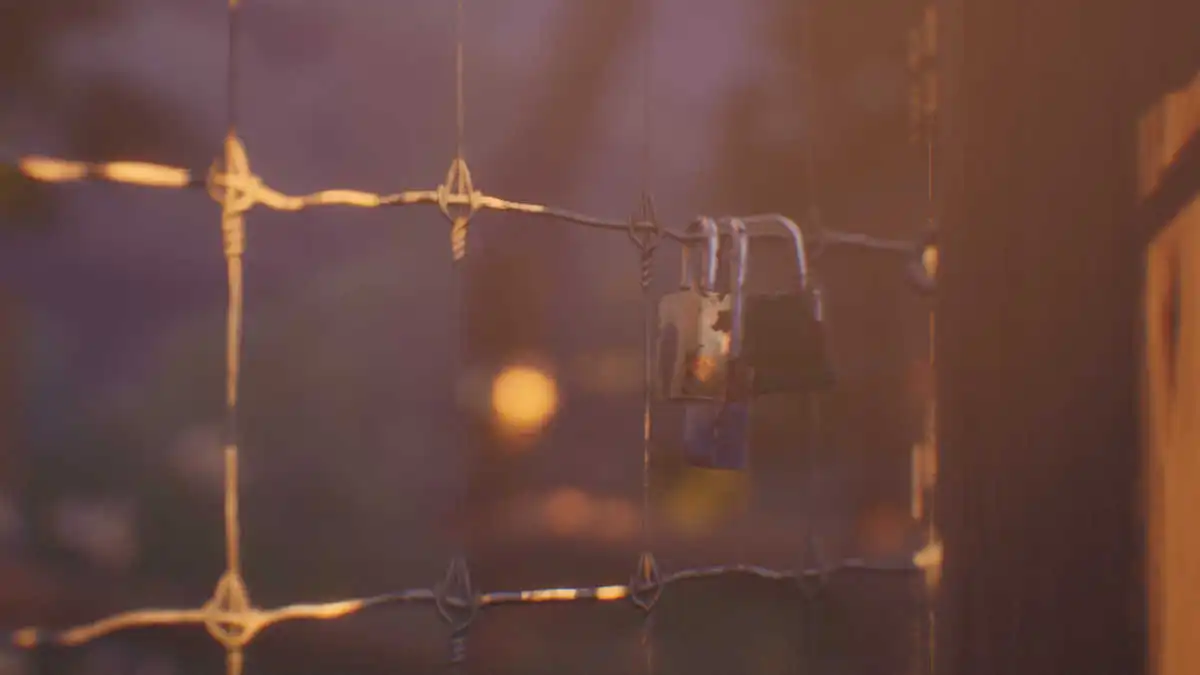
{"left": 0, "top": 0, "right": 197, "bottom": 232}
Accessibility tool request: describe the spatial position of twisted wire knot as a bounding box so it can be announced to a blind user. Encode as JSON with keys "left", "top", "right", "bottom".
{"left": 435, "top": 557, "right": 477, "bottom": 635}
{"left": 627, "top": 192, "right": 660, "bottom": 290}
{"left": 221, "top": 219, "right": 246, "bottom": 259}
{"left": 436, "top": 558, "right": 476, "bottom": 672}
{"left": 207, "top": 134, "right": 258, "bottom": 259}
{"left": 207, "top": 135, "right": 261, "bottom": 218}
{"left": 629, "top": 552, "right": 663, "bottom": 614}
{"left": 202, "top": 571, "right": 255, "bottom": 649}
{"left": 448, "top": 629, "right": 469, "bottom": 665}
{"left": 437, "top": 158, "right": 481, "bottom": 262}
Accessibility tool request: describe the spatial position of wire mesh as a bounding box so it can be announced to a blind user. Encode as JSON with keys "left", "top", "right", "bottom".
{"left": 2, "top": 1, "right": 941, "bottom": 674}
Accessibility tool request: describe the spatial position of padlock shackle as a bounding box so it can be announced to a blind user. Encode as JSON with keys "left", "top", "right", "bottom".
{"left": 733, "top": 214, "right": 811, "bottom": 291}
{"left": 717, "top": 217, "right": 750, "bottom": 358}
{"left": 735, "top": 213, "right": 824, "bottom": 323}
{"left": 679, "top": 217, "right": 720, "bottom": 292}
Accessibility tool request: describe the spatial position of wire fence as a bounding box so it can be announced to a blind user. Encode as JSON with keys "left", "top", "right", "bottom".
{"left": 2, "top": 1, "right": 940, "bottom": 674}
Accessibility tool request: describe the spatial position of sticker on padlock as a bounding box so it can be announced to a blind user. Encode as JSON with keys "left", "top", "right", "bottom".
{"left": 736, "top": 214, "right": 836, "bottom": 396}
{"left": 656, "top": 217, "right": 746, "bottom": 402}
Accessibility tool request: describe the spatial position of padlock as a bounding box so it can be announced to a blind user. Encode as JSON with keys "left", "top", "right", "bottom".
{"left": 680, "top": 218, "right": 753, "bottom": 470}
{"left": 737, "top": 214, "right": 835, "bottom": 396}
{"left": 656, "top": 217, "right": 735, "bottom": 402}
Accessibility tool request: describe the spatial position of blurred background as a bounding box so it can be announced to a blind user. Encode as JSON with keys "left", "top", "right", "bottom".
{"left": 0, "top": 1, "right": 936, "bottom": 673}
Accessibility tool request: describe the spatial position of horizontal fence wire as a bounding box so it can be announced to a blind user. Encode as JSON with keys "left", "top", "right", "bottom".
{"left": 13, "top": 557, "right": 923, "bottom": 650}
{"left": 5, "top": 152, "right": 927, "bottom": 252}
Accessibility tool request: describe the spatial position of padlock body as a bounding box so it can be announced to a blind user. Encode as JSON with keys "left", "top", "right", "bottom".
{"left": 682, "top": 402, "right": 751, "bottom": 470}
{"left": 743, "top": 292, "right": 835, "bottom": 395}
{"left": 657, "top": 289, "right": 734, "bottom": 401}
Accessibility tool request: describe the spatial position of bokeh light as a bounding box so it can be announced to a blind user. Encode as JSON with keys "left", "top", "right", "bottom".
{"left": 594, "top": 498, "right": 638, "bottom": 542}
{"left": 542, "top": 487, "right": 591, "bottom": 537}
{"left": 922, "top": 244, "right": 938, "bottom": 279}
{"left": 491, "top": 364, "right": 559, "bottom": 437}
{"left": 538, "top": 489, "right": 638, "bottom": 542}
{"left": 664, "top": 468, "right": 750, "bottom": 536}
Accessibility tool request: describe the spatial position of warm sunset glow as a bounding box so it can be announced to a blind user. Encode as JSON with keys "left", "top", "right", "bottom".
{"left": 543, "top": 488, "right": 591, "bottom": 537}
{"left": 594, "top": 498, "right": 639, "bottom": 541}
{"left": 858, "top": 503, "right": 912, "bottom": 557}
{"left": 491, "top": 364, "right": 559, "bottom": 436}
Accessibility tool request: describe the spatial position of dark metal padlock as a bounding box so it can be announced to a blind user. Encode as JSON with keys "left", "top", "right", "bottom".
{"left": 737, "top": 214, "right": 835, "bottom": 396}
{"left": 657, "top": 217, "right": 736, "bottom": 402}
{"left": 679, "top": 219, "right": 753, "bottom": 469}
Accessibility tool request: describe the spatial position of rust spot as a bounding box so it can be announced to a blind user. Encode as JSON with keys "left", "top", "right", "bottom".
{"left": 692, "top": 355, "right": 719, "bottom": 382}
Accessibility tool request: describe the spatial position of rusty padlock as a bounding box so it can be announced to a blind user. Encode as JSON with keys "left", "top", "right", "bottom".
{"left": 680, "top": 218, "right": 753, "bottom": 469}
{"left": 737, "top": 214, "right": 835, "bottom": 396}
{"left": 656, "top": 216, "right": 733, "bottom": 402}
